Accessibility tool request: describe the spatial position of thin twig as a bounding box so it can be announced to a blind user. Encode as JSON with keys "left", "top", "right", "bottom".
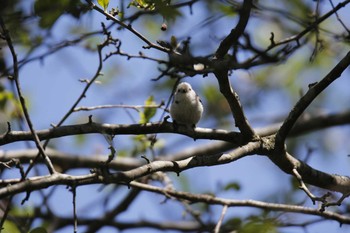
{"left": 329, "top": 0, "right": 350, "bottom": 34}
{"left": 292, "top": 168, "right": 327, "bottom": 205}
{"left": 74, "top": 103, "right": 167, "bottom": 113}
{"left": 0, "top": 196, "right": 13, "bottom": 231}
{"left": 85, "top": 0, "right": 170, "bottom": 53}
{"left": 249, "top": 0, "right": 350, "bottom": 63}
{"left": 130, "top": 181, "right": 350, "bottom": 224}
{"left": 72, "top": 185, "right": 78, "bottom": 233}
{"left": 321, "top": 192, "right": 350, "bottom": 211}
{"left": 22, "top": 23, "right": 112, "bottom": 177}
{"left": 214, "top": 205, "right": 228, "bottom": 233}
{"left": 310, "top": 0, "right": 322, "bottom": 61}
{"left": 0, "top": 16, "right": 56, "bottom": 175}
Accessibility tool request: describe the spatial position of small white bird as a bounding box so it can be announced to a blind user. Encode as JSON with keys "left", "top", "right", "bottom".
{"left": 170, "top": 82, "right": 203, "bottom": 127}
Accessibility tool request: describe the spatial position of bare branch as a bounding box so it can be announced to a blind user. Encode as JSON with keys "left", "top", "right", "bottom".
{"left": 329, "top": 0, "right": 350, "bottom": 34}
{"left": 214, "top": 205, "right": 228, "bottom": 233}
{"left": 0, "top": 196, "right": 13, "bottom": 230}
{"left": 0, "top": 148, "right": 145, "bottom": 172}
{"left": 267, "top": 150, "right": 350, "bottom": 194}
{"left": 72, "top": 185, "right": 78, "bottom": 233}
{"left": 0, "top": 122, "right": 243, "bottom": 146}
{"left": 215, "top": 0, "right": 253, "bottom": 59}
{"left": 0, "top": 141, "right": 259, "bottom": 198}
{"left": 2, "top": 139, "right": 350, "bottom": 199}
{"left": 292, "top": 168, "right": 331, "bottom": 206}
{"left": 0, "top": 16, "right": 56, "bottom": 175}
{"left": 214, "top": 69, "right": 256, "bottom": 139}
{"left": 74, "top": 103, "right": 167, "bottom": 113}
{"left": 275, "top": 50, "right": 350, "bottom": 151}
{"left": 130, "top": 181, "right": 350, "bottom": 224}
{"left": 22, "top": 23, "right": 113, "bottom": 177}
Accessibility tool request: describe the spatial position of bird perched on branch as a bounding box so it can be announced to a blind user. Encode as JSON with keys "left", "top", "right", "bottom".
{"left": 170, "top": 82, "right": 203, "bottom": 128}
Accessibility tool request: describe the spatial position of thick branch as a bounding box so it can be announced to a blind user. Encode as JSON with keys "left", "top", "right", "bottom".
{"left": 2, "top": 136, "right": 350, "bottom": 198}
{"left": 0, "top": 141, "right": 260, "bottom": 198}
{"left": 2, "top": 110, "right": 350, "bottom": 146}
{"left": 267, "top": 147, "right": 350, "bottom": 194}
{"left": 0, "top": 121, "right": 243, "bottom": 146}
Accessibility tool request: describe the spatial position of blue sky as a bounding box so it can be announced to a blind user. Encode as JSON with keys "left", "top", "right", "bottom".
{"left": 2, "top": 1, "right": 350, "bottom": 232}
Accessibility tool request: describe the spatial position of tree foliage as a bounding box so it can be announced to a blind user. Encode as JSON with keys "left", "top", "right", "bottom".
{"left": 1, "top": 0, "right": 350, "bottom": 232}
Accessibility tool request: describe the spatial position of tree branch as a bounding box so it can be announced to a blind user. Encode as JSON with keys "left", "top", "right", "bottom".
{"left": 266, "top": 148, "right": 350, "bottom": 194}
{"left": 0, "top": 148, "right": 145, "bottom": 172}
{"left": 214, "top": 70, "right": 256, "bottom": 139}
{"left": 0, "top": 121, "right": 243, "bottom": 146}
{"left": 2, "top": 138, "right": 350, "bottom": 200}
{"left": 2, "top": 110, "right": 350, "bottom": 147}
{"left": 85, "top": 0, "right": 170, "bottom": 53}
{"left": 130, "top": 181, "right": 350, "bottom": 224}
{"left": 0, "top": 141, "right": 259, "bottom": 198}
{"left": 215, "top": 0, "right": 253, "bottom": 59}
{"left": 275, "top": 50, "right": 350, "bottom": 151}
{"left": 0, "top": 16, "right": 56, "bottom": 175}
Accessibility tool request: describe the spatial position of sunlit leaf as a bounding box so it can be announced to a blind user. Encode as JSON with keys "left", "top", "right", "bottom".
{"left": 97, "top": 0, "right": 109, "bottom": 11}
{"left": 2, "top": 220, "right": 21, "bottom": 233}
{"left": 139, "top": 95, "right": 157, "bottom": 124}
{"left": 129, "top": 0, "right": 181, "bottom": 21}
{"left": 0, "top": 89, "right": 12, "bottom": 109}
{"left": 218, "top": 4, "right": 238, "bottom": 16}
{"left": 129, "top": 0, "right": 155, "bottom": 10}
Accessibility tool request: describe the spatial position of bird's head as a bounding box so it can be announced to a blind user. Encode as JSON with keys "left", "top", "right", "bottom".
{"left": 176, "top": 82, "right": 192, "bottom": 94}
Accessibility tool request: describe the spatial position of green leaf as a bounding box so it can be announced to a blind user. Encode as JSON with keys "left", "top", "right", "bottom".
{"left": 218, "top": 4, "right": 238, "bottom": 17}
{"left": 97, "top": 0, "right": 109, "bottom": 11}
{"left": 129, "top": 0, "right": 154, "bottom": 10}
{"left": 139, "top": 95, "right": 156, "bottom": 124}
{"left": 240, "top": 217, "right": 278, "bottom": 233}
{"left": 224, "top": 217, "right": 242, "bottom": 230}
{"left": 129, "top": 0, "right": 181, "bottom": 21}
{"left": 2, "top": 220, "right": 21, "bottom": 233}
{"left": 223, "top": 182, "right": 241, "bottom": 191}
{"left": 34, "top": 0, "right": 87, "bottom": 29}
{"left": 0, "top": 90, "right": 11, "bottom": 109}
{"left": 153, "top": 0, "right": 181, "bottom": 22}
{"left": 34, "top": 0, "right": 65, "bottom": 28}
